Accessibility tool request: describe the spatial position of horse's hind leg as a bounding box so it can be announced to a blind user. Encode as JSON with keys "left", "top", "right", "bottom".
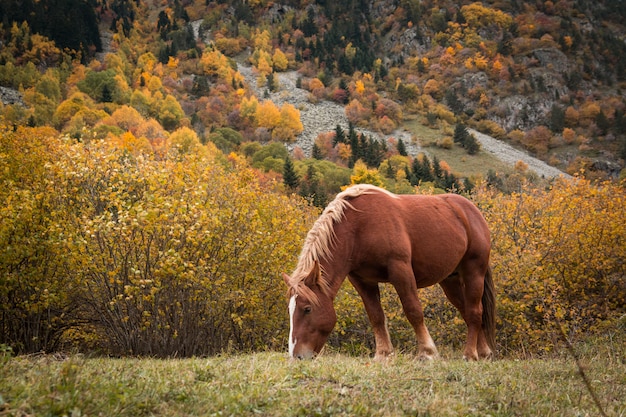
{"left": 348, "top": 275, "right": 393, "bottom": 360}
{"left": 388, "top": 261, "right": 438, "bottom": 360}
{"left": 439, "top": 272, "right": 492, "bottom": 359}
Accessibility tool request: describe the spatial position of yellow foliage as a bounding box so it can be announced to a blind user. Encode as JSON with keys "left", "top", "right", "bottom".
{"left": 256, "top": 49, "right": 273, "bottom": 76}
{"left": 255, "top": 100, "right": 281, "bottom": 130}
{"left": 473, "top": 179, "right": 626, "bottom": 354}
{"left": 100, "top": 105, "right": 145, "bottom": 133}
{"left": 423, "top": 79, "right": 441, "bottom": 98}
{"left": 274, "top": 103, "right": 303, "bottom": 142}
{"left": 200, "top": 49, "right": 234, "bottom": 85}
{"left": 348, "top": 160, "right": 384, "bottom": 187}
{"left": 253, "top": 29, "right": 271, "bottom": 52}
{"left": 166, "top": 56, "right": 179, "bottom": 69}
{"left": 461, "top": 2, "right": 513, "bottom": 29}
{"left": 473, "top": 53, "right": 488, "bottom": 70}
{"left": 0, "top": 123, "right": 318, "bottom": 355}
{"left": 240, "top": 96, "right": 259, "bottom": 120}
{"left": 345, "top": 42, "right": 356, "bottom": 60}
{"left": 272, "top": 48, "right": 289, "bottom": 72}
{"left": 110, "top": 131, "right": 153, "bottom": 156}
{"left": 355, "top": 80, "right": 365, "bottom": 95}
{"left": 563, "top": 36, "right": 573, "bottom": 48}
{"left": 167, "top": 126, "right": 204, "bottom": 156}
{"left": 492, "top": 58, "right": 503, "bottom": 74}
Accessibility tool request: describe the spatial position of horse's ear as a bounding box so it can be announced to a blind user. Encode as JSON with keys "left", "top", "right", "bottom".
{"left": 304, "top": 261, "right": 321, "bottom": 286}
{"left": 282, "top": 273, "right": 291, "bottom": 287}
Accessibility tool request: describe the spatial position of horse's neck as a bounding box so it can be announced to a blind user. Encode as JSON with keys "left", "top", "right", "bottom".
{"left": 320, "top": 256, "right": 350, "bottom": 299}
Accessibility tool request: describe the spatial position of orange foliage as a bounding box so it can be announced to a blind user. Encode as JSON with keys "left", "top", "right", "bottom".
{"left": 345, "top": 99, "right": 372, "bottom": 125}
{"left": 564, "top": 106, "right": 580, "bottom": 127}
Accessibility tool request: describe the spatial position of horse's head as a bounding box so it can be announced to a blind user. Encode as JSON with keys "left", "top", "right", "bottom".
{"left": 283, "top": 262, "right": 336, "bottom": 360}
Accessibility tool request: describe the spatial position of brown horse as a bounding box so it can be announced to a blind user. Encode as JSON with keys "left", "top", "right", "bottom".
{"left": 283, "top": 184, "right": 495, "bottom": 360}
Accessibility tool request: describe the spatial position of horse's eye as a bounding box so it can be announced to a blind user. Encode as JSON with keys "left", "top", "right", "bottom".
{"left": 303, "top": 306, "right": 312, "bottom": 314}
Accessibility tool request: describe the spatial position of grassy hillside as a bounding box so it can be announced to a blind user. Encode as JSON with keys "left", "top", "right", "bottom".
{"left": 1, "top": 340, "right": 625, "bottom": 416}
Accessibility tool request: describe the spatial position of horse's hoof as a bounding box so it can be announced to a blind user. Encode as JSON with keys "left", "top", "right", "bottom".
{"left": 374, "top": 351, "right": 394, "bottom": 362}
{"left": 417, "top": 349, "right": 438, "bottom": 361}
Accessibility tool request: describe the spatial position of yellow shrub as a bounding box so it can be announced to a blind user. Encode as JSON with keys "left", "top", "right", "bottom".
{"left": 474, "top": 178, "right": 626, "bottom": 355}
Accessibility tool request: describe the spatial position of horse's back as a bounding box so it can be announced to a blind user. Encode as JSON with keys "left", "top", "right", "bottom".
{"left": 343, "top": 189, "right": 490, "bottom": 284}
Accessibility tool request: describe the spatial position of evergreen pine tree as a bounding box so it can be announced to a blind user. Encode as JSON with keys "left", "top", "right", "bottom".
{"left": 453, "top": 123, "right": 468, "bottom": 145}
{"left": 464, "top": 133, "right": 480, "bottom": 155}
{"left": 596, "top": 110, "right": 610, "bottom": 135}
{"left": 348, "top": 125, "right": 359, "bottom": 167}
{"left": 101, "top": 84, "right": 113, "bottom": 102}
{"left": 312, "top": 143, "right": 323, "bottom": 160}
{"left": 283, "top": 157, "right": 300, "bottom": 190}
{"left": 550, "top": 104, "right": 565, "bottom": 132}
{"left": 410, "top": 157, "right": 422, "bottom": 185}
{"left": 397, "top": 138, "right": 407, "bottom": 156}
{"left": 421, "top": 155, "right": 434, "bottom": 182}
{"left": 267, "top": 72, "right": 277, "bottom": 92}
{"left": 333, "top": 124, "right": 345, "bottom": 146}
{"left": 432, "top": 155, "right": 442, "bottom": 179}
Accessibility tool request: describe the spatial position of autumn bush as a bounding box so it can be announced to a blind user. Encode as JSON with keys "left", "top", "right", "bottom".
{"left": 475, "top": 178, "right": 626, "bottom": 355}
{"left": 0, "top": 125, "right": 318, "bottom": 356}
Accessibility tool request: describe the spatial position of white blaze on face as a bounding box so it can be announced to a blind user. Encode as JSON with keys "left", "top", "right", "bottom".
{"left": 288, "top": 294, "right": 298, "bottom": 358}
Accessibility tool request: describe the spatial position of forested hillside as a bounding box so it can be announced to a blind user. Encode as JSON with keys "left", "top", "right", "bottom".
{"left": 1, "top": 0, "right": 625, "bottom": 356}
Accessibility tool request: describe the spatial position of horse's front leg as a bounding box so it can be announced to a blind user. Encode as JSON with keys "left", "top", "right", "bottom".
{"left": 348, "top": 275, "right": 393, "bottom": 361}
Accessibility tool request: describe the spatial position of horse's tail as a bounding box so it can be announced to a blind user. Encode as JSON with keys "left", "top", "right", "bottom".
{"left": 482, "top": 265, "right": 496, "bottom": 352}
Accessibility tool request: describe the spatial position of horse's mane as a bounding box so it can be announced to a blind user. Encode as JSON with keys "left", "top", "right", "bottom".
{"left": 287, "top": 185, "right": 397, "bottom": 302}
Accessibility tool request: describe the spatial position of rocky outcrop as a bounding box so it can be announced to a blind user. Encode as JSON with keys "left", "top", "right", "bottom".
{"left": 0, "top": 86, "right": 24, "bottom": 106}
{"left": 237, "top": 65, "right": 418, "bottom": 157}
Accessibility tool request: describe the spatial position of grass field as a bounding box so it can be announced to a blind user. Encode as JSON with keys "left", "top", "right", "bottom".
{"left": 403, "top": 119, "right": 514, "bottom": 179}
{"left": 1, "top": 339, "right": 625, "bottom": 417}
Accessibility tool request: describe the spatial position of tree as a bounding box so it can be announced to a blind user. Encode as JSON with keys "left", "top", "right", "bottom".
{"left": 101, "top": 105, "right": 145, "bottom": 133}
{"left": 464, "top": 133, "right": 480, "bottom": 155}
{"left": 454, "top": 123, "right": 480, "bottom": 155}
{"left": 158, "top": 94, "right": 185, "bottom": 131}
{"left": 77, "top": 69, "right": 120, "bottom": 103}
{"left": 333, "top": 124, "right": 346, "bottom": 146}
{"left": 255, "top": 100, "right": 281, "bottom": 130}
{"left": 299, "top": 164, "right": 326, "bottom": 207}
{"left": 0, "top": 126, "right": 81, "bottom": 353}
{"left": 312, "top": 143, "right": 323, "bottom": 160}
{"left": 432, "top": 155, "right": 442, "bottom": 179}
{"left": 550, "top": 104, "right": 565, "bottom": 133}
{"left": 453, "top": 123, "right": 469, "bottom": 145}
{"left": 349, "top": 160, "right": 384, "bottom": 187}
{"left": 274, "top": 103, "right": 303, "bottom": 142}
{"left": 410, "top": 154, "right": 434, "bottom": 185}
{"left": 168, "top": 126, "right": 205, "bottom": 156}
{"left": 272, "top": 48, "right": 289, "bottom": 72}
{"left": 397, "top": 138, "right": 408, "bottom": 156}
{"left": 283, "top": 156, "right": 300, "bottom": 190}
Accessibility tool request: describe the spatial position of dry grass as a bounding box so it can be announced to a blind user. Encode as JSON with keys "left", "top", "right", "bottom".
{"left": 1, "top": 338, "right": 624, "bottom": 417}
